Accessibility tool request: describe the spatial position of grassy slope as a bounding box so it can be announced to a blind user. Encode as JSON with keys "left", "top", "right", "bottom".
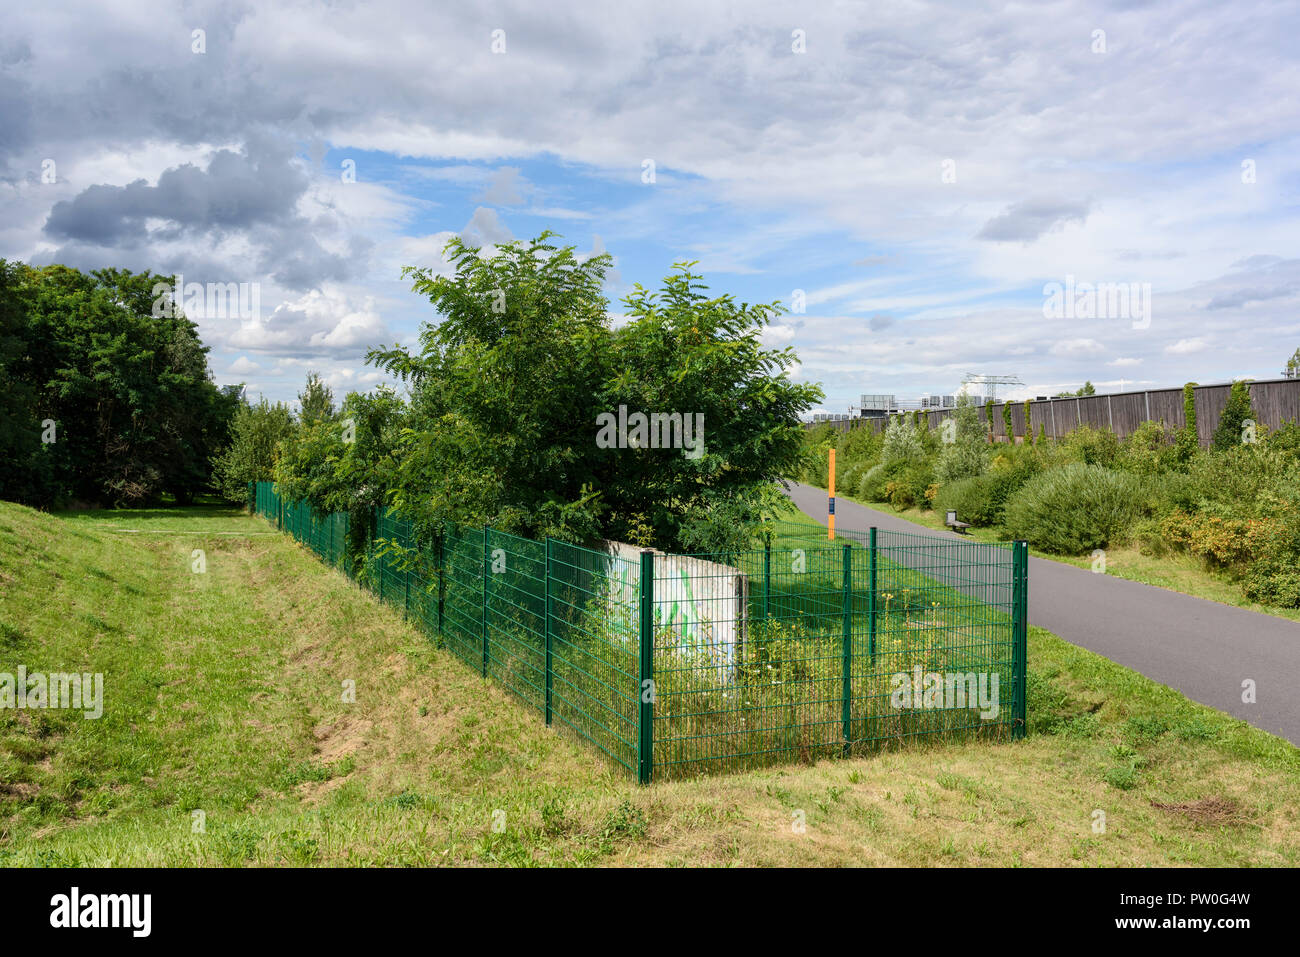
{"left": 806, "top": 483, "right": 1300, "bottom": 625}
{"left": 0, "top": 502, "right": 1296, "bottom": 866}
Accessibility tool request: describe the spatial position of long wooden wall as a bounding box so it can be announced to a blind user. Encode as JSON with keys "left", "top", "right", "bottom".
{"left": 811, "top": 377, "right": 1300, "bottom": 446}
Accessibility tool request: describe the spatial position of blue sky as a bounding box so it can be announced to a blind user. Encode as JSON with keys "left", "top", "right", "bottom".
{"left": 2, "top": 0, "right": 1299, "bottom": 413}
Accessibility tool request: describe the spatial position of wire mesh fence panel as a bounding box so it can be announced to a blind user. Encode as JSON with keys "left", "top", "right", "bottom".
{"left": 442, "top": 525, "right": 486, "bottom": 673}
{"left": 862, "top": 532, "right": 1016, "bottom": 747}
{"left": 375, "top": 509, "right": 418, "bottom": 616}
{"left": 399, "top": 518, "right": 438, "bottom": 637}
{"left": 547, "top": 540, "right": 640, "bottom": 774}
{"left": 484, "top": 529, "right": 547, "bottom": 715}
{"left": 651, "top": 546, "right": 849, "bottom": 777}
{"left": 766, "top": 520, "right": 1020, "bottom": 753}
{"left": 248, "top": 484, "right": 1026, "bottom": 781}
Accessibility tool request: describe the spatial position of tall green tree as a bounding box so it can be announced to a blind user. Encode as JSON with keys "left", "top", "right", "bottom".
{"left": 274, "top": 387, "right": 405, "bottom": 550}
{"left": 2, "top": 263, "right": 235, "bottom": 506}
{"left": 297, "top": 372, "right": 336, "bottom": 424}
{"left": 212, "top": 395, "right": 296, "bottom": 503}
{"left": 369, "top": 232, "right": 615, "bottom": 542}
{"left": 602, "top": 263, "right": 821, "bottom": 550}
{"left": 367, "top": 232, "right": 821, "bottom": 551}
{"left": 935, "top": 393, "right": 987, "bottom": 481}
{"left": 0, "top": 261, "right": 42, "bottom": 503}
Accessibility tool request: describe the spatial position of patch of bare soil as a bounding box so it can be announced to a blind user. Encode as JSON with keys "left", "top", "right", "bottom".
{"left": 1150, "top": 796, "right": 1242, "bottom": 826}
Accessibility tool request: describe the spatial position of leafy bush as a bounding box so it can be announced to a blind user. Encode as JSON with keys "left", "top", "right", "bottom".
{"left": 935, "top": 474, "right": 1002, "bottom": 526}
{"left": 934, "top": 432, "right": 987, "bottom": 481}
{"left": 1058, "top": 425, "right": 1119, "bottom": 467}
{"left": 1115, "top": 421, "right": 1179, "bottom": 477}
{"left": 1212, "top": 379, "right": 1256, "bottom": 451}
{"left": 1265, "top": 419, "right": 1300, "bottom": 458}
{"left": 840, "top": 420, "right": 883, "bottom": 461}
{"left": 1158, "top": 510, "right": 1272, "bottom": 570}
{"left": 935, "top": 445, "right": 1042, "bottom": 527}
{"left": 1131, "top": 516, "right": 1169, "bottom": 557}
{"left": 886, "top": 462, "right": 934, "bottom": 510}
{"left": 884, "top": 480, "right": 915, "bottom": 510}
{"left": 213, "top": 397, "right": 296, "bottom": 503}
{"left": 1003, "top": 463, "right": 1148, "bottom": 553}
{"left": 370, "top": 234, "right": 823, "bottom": 550}
{"left": 1243, "top": 561, "right": 1300, "bottom": 607}
{"left": 1240, "top": 500, "right": 1300, "bottom": 605}
{"left": 1187, "top": 444, "right": 1300, "bottom": 520}
{"left": 1154, "top": 470, "right": 1203, "bottom": 515}
{"left": 857, "top": 460, "right": 906, "bottom": 502}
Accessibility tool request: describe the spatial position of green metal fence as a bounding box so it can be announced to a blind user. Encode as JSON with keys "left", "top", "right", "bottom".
{"left": 250, "top": 483, "right": 1027, "bottom": 782}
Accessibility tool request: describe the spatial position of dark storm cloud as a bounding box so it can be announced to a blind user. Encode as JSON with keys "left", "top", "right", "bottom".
{"left": 0, "top": 73, "right": 34, "bottom": 170}
{"left": 40, "top": 138, "right": 369, "bottom": 290}
{"left": 44, "top": 142, "right": 306, "bottom": 243}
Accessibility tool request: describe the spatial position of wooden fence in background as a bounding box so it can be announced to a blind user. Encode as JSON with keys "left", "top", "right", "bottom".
{"left": 812, "top": 377, "right": 1300, "bottom": 446}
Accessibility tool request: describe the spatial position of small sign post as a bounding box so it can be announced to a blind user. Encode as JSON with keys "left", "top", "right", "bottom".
{"left": 828, "top": 448, "right": 836, "bottom": 540}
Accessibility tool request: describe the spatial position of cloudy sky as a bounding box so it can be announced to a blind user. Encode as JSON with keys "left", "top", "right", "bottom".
{"left": 2, "top": 1, "right": 1298, "bottom": 413}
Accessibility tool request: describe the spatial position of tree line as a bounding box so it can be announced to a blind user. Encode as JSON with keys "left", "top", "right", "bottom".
{"left": 0, "top": 261, "right": 239, "bottom": 507}
{"left": 6, "top": 234, "right": 821, "bottom": 558}
{"left": 240, "top": 232, "right": 822, "bottom": 556}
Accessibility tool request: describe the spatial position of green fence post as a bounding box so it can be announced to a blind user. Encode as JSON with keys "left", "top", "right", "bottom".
{"left": 436, "top": 528, "right": 445, "bottom": 638}
{"left": 638, "top": 549, "right": 655, "bottom": 785}
{"left": 544, "top": 537, "right": 554, "bottom": 727}
{"left": 763, "top": 538, "right": 772, "bottom": 621}
{"left": 1012, "top": 540, "right": 1029, "bottom": 740}
{"left": 841, "top": 542, "right": 853, "bottom": 757}
{"left": 482, "top": 525, "right": 490, "bottom": 678}
{"left": 378, "top": 511, "right": 386, "bottom": 599}
{"left": 868, "top": 527, "right": 878, "bottom": 666}
{"left": 403, "top": 540, "right": 411, "bottom": 619}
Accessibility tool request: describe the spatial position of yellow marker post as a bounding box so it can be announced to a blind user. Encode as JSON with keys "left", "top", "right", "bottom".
{"left": 828, "top": 447, "right": 836, "bottom": 540}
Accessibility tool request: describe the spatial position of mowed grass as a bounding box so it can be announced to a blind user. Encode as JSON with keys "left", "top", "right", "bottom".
{"left": 0, "top": 501, "right": 1297, "bottom": 866}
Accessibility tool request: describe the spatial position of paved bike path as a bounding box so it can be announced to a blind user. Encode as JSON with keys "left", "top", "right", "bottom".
{"left": 784, "top": 481, "right": 1300, "bottom": 745}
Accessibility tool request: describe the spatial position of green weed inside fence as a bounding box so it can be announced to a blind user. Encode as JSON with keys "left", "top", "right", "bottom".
{"left": 251, "top": 483, "right": 1027, "bottom": 781}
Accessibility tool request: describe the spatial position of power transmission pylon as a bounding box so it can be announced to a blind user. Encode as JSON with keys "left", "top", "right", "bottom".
{"left": 961, "top": 373, "right": 1025, "bottom": 403}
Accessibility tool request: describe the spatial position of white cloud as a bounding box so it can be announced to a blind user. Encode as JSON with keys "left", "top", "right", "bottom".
{"left": 2, "top": 0, "right": 1298, "bottom": 405}
{"left": 459, "top": 207, "right": 513, "bottom": 248}
{"left": 1166, "top": 337, "right": 1209, "bottom": 355}
{"left": 476, "top": 167, "right": 528, "bottom": 206}
{"left": 220, "top": 286, "right": 390, "bottom": 357}
{"left": 1050, "top": 338, "right": 1107, "bottom": 358}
